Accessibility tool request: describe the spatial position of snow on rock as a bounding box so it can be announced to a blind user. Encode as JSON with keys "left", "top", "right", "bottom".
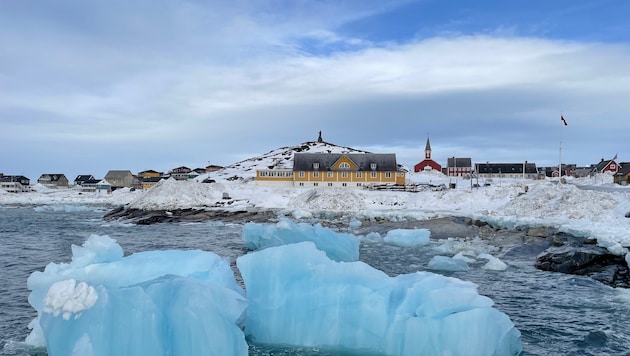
{"left": 126, "top": 178, "right": 227, "bottom": 210}
{"left": 288, "top": 188, "right": 368, "bottom": 211}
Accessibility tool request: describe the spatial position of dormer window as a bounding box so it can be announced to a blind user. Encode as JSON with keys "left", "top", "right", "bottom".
{"left": 313, "top": 163, "right": 320, "bottom": 170}
{"left": 339, "top": 162, "right": 350, "bottom": 169}
{"left": 370, "top": 163, "right": 377, "bottom": 170}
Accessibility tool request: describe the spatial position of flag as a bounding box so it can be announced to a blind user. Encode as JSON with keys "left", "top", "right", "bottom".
{"left": 561, "top": 115, "right": 568, "bottom": 126}
{"left": 613, "top": 153, "right": 617, "bottom": 160}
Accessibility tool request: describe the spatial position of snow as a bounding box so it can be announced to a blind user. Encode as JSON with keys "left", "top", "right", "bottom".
{"left": 428, "top": 255, "right": 471, "bottom": 272}
{"left": 237, "top": 242, "right": 522, "bottom": 355}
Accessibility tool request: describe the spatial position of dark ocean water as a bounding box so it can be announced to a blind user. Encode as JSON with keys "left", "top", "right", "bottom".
{"left": 1, "top": 206, "right": 629, "bottom": 355}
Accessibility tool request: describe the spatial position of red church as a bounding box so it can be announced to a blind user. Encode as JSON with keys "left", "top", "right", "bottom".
{"left": 414, "top": 136, "right": 442, "bottom": 172}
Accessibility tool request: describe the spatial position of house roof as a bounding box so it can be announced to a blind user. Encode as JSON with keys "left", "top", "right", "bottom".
{"left": 615, "top": 162, "right": 630, "bottom": 176}
{"left": 105, "top": 170, "right": 133, "bottom": 179}
{"left": 39, "top": 174, "right": 67, "bottom": 182}
{"left": 594, "top": 159, "right": 616, "bottom": 172}
{"left": 293, "top": 153, "right": 398, "bottom": 171}
{"left": 447, "top": 157, "right": 472, "bottom": 168}
{"left": 75, "top": 175, "right": 94, "bottom": 182}
{"left": 0, "top": 175, "right": 30, "bottom": 183}
{"left": 475, "top": 163, "right": 538, "bottom": 174}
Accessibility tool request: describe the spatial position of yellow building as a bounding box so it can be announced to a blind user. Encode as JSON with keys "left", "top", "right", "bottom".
{"left": 256, "top": 153, "right": 406, "bottom": 187}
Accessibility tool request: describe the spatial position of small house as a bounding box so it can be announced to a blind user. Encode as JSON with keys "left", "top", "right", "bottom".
{"left": 38, "top": 174, "right": 69, "bottom": 189}
{"left": 104, "top": 170, "right": 135, "bottom": 189}
{"left": 0, "top": 175, "right": 31, "bottom": 193}
{"left": 445, "top": 157, "right": 473, "bottom": 177}
{"left": 74, "top": 175, "right": 96, "bottom": 186}
{"left": 592, "top": 158, "right": 619, "bottom": 174}
{"left": 614, "top": 162, "right": 630, "bottom": 185}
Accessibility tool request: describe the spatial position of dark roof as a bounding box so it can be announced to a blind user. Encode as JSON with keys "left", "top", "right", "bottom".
{"left": 475, "top": 163, "right": 538, "bottom": 174}
{"left": 0, "top": 175, "right": 30, "bottom": 184}
{"left": 425, "top": 137, "right": 431, "bottom": 151}
{"left": 293, "top": 153, "right": 398, "bottom": 171}
{"left": 594, "top": 159, "right": 615, "bottom": 172}
{"left": 447, "top": 157, "right": 472, "bottom": 168}
{"left": 39, "top": 174, "right": 67, "bottom": 182}
{"left": 615, "top": 162, "right": 630, "bottom": 176}
{"left": 138, "top": 170, "right": 161, "bottom": 174}
{"left": 82, "top": 179, "right": 101, "bottom": 185}
{"left": 75, "top": 175, "right": 94, "bottom": 182}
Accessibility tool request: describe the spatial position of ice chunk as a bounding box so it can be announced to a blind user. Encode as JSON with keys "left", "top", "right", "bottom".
{"left": 237, "top": 242, "right": 522, "bottom": 355}
{"left": 478, "top": 253, "right": 509, "bottom": 271}
{"left": 27, "top": 235, "right": 248, "bottom": 356}
{"left": 242, "top": 218, "right": 359, "bottom": 261}
{"left": 383, "top": 228, "right": 431, "bottom": 247}
{"left": 428, "top": 255, "right": 470, "bottom": 272}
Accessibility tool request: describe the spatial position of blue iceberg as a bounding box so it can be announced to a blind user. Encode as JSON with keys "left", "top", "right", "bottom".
{"left": 27, "top": 229, "right": 522, "bottom": 356}
{"left": 27, "top": 235, "right": 248, "bottom": 356}
{"left": 383, "top": 228, "right": 431, "bottom": 247}
{"left": 242, "top": 218, "right": 359, "bottom": 262}
{"left": 237, "top": 242, "right": 522, "bottom": 355}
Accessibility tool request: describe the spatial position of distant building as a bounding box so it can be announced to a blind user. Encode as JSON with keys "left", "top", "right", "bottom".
{"left": 592, "top": 158, "right": 619, "bottom": 174}
{"left": 104, "top": 170, "right": 135, "bottom": 189}
{"left": 475, "top": 162, "right": 538, "bottom": 179}
{"left": 169, "top": 166, "right": 194, "bottom": 180}
{"left": 74, "top": 175, "right": 96, "bottom": 186}
{"left": 414, "top": 137, "right": 442, "bottom": 172}
{"left": 614, "top": 162, "right": 630, "bottom": 185}
{"left": 0, "top": 175, "right": 31, "bottom": 193}
{"left": 37, "top": 174, "right": 69, "bottom": 189}
{"left": 205, "top": 165, "right": 223, "bottom": 172}
{"left": 445, "top": 157, "right": 473, "bottom": 177}
{"left": 256, "top": 152, "right": 406, "bottom": 187}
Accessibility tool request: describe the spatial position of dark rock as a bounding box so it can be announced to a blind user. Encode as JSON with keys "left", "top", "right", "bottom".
{"left": 526, "top": 227, "right": 552, "bottom": 238}
{"left": 536, "top": 245, "right": 630, "bottom": 288}
{"left": 625, "top": 211, "right": 630, "bottom": 218}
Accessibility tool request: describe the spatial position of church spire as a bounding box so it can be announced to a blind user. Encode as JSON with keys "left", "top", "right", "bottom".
{"left": 425, "top": 135, "right": 432, "bottom": 159}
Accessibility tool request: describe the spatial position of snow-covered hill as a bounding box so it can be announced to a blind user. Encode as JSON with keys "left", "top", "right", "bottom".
{"left": 197, "top": 140, "right": 372, "bottom": 183}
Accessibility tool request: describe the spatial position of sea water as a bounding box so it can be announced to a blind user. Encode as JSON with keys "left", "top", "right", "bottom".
{"left": 1, "top": 206, "right": 629, "bottom": 355}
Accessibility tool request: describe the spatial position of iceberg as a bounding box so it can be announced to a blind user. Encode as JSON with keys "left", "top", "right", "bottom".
{"left": 242, "top": 218, "right": 359, "bottom": 262}
{"left": 428, "top": 255, "right": 471, "bottom": 272}
{"left": 237, "top": 242, "right": 522, "bottom": 355}
{"left": 27, "top": 235, "right": 248, "bottom": 356}
{"left": 383, "top": 228, "right": 431, "bottom": 247}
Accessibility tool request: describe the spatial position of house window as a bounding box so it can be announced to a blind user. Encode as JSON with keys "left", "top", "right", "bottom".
{"left": 340, "top": 162, "right": 350, "bottom": 169}
{"left": 313, "top": 163, "right": 320, "bottom": 170}
{"left": 611, "top": 164, "right": 616, "bottom": 169}
{"left": 313, "top": 183, "right": 318, "bottom": 186}
{"left": 328, "top": 172, "right": 334, "bottom": 178}
{"left": 370, "top": 163, "right": 377, "bottom": 170}
{"left": 299, "top": 182, "right": 304, "bottom": 186}
{"left": 357, "top": 183, "right": 362, "bottom": 186}
{"left": 342, "top": 172, "right": 348, "bottom": 178}
{"left": 385, "top": 172, "right": 391, "bottom": 178}
{"left": 328, "top": 182, "right": 333, "bottom": 187}
{"left": 371, "top": 172, "right": 377, "bottom": 178}
{"left": 299, "top": 171, "right": 305, "bottom": 178}
{"left": 313, "top": 172, "right": 319, "bottom": 178}
{"left": 342, "top": 183, "right": 347, "bottom": 187}
{"left": 356, "top": 172, "right": 362, "bottom": 178}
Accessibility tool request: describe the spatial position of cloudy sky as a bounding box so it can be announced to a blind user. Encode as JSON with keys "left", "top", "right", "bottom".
{"left": 2, "top": 0, "right": 629, "bottom": 181}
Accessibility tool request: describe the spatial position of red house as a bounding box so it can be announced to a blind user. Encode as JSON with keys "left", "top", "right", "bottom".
{"left": 593, "top": 158, "right": 619, "bottom": 174}
{"left": 414, "top": 137, "right": 442, "bottom": 172}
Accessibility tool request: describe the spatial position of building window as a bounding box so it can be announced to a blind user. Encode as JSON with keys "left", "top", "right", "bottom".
{"left": 313, "top": 163, "right": 320, "bottom": 170}
{"left": 313, "top": 183, "right": 318, "bottom": 186}
{"left": 370, "top": 163, "right": 377, "bottom": 170}
{"left": 342, "top": 172, "right": 348, "bottom": 178}
{"left": 385, "top": 172, "right": 391, "bottom": 178}
{"left": 328, "top": 172, "right": 334, "bottom": 178}
{"left": 299, "top": 171, "right": 305, "bottom": 178}
{"left": 299, "top": 182, "right": 304, "bottom": 186}
{"left": 328, "top": 182, "right": 333, "bottom": 186}
{"left": 357, "top": 183, "right": 362, "bottom": 186}
{"left": 371, "top": 172, "right": 377, "bottom": 178}
{"left": 340, "top": 162, "right": 350, "bottom": 169}
{"left": 611, "top": 164, "right": 616, "bottom": 169}
{"left": 342, "top": 183, "right": 347, "bottom": 187}
{"left": 356, "top": 172, "right": 362, "bottom": 178}
{"left": 313, "top": 172, "right": 319, "bottom": 178}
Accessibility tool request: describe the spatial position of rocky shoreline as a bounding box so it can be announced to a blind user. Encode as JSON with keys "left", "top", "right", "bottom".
{"left": 103, "top": 205, "right": 630, "bottom": 288}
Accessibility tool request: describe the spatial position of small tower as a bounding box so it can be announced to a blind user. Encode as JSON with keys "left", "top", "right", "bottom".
{"left": 425, "top": 136, "right": 432, "bottom": 159}
{"left": 317, "top": 131, "right": 323, "bottom": 143}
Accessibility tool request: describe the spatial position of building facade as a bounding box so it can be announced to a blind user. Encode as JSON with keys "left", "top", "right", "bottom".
{"left": 256, "top": 152, "right": 406, "bottom": 187}
{"left": 414, "top": 137, "right": 442, "bottom": 172}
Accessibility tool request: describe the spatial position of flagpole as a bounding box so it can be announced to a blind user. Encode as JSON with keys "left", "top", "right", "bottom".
{"left": 559, "top": 110, "right": 563, "bottom": 181}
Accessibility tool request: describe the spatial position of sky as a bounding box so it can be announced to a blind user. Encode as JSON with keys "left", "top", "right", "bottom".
{"left": 1, "top": 0, "right": 629, "bottom": 181}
